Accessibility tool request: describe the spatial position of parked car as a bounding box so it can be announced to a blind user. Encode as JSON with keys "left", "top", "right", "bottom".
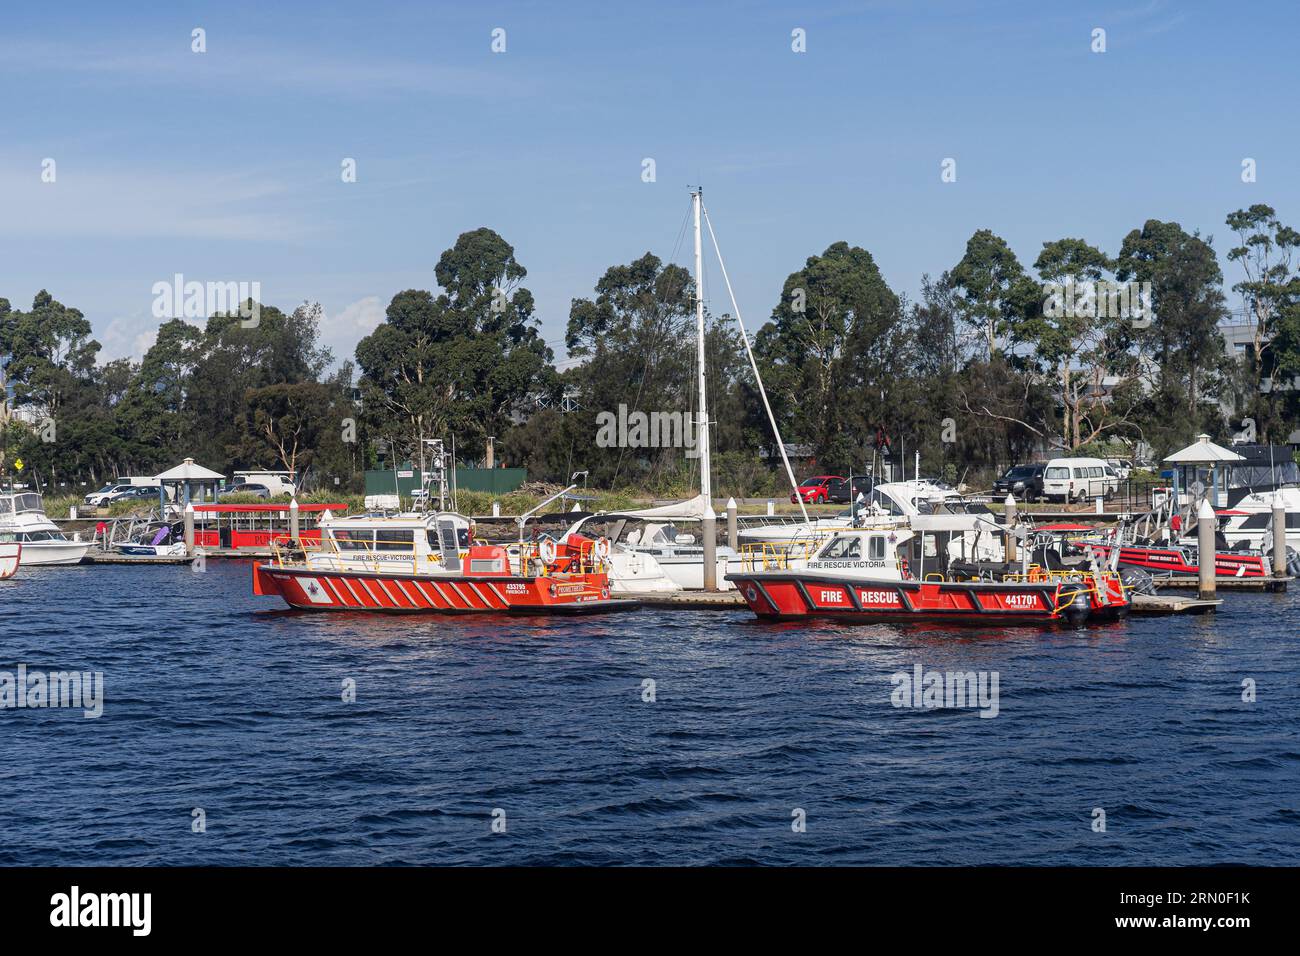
{"left": 85, "top": 482, "right": 134, "bottom": 506}
{"left": 992, "top": 464, "right": 1046, "bottom": 501}
{"left": 791, "top": 475, "right": 846, "bottom": 504}
{"left": 221, "top": 482, "right": 272, "bottom": 499}
{"left": 106, "top": 485, "right": 163, "bottom": 504}
{"left": 1106, "top": 459, "right": 1133, "bottom": 480}
{"left": 1041, "top": 457, "right": 1118, "bottom": 502}
{"left": 829, "top": 475, "right": 875, "bottom": 504}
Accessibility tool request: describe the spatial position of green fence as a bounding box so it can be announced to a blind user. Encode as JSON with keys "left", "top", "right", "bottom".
{"left": 364, "top": 466, "right": 526, "bottom": 497}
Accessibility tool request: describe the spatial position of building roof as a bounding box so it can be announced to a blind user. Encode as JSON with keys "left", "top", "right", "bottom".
{"left": 1164, "top": 434, "right": 1245, "bottom": 464}
{"left": 153, "top": 457, "right": 226, "bottom": 481}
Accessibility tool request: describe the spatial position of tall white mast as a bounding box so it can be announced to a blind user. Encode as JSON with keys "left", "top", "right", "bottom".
{"left": 692, "top": 188, "right": 717, "bottom": 588}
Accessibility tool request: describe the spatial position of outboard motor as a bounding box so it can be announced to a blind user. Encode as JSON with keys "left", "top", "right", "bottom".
{"left": 1058, "top": 585, "right": 1092, "bottom": 626}
{"left": 1118, "top": 565, "right": 1156, "bottom": 596}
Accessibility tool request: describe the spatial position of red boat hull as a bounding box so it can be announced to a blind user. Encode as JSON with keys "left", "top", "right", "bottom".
{"left": 726, "top": 572, "right": 1128, "bottom": 625}
{"left": 253, "top": 564, "right": 635, "bottom": 615}
{"left": 1088, "top": 543, "right": 1268, "bottom": 577}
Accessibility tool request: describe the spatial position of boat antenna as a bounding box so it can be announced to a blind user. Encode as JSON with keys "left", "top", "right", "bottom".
{"left": 701, "top": 200, "right": 809, "bottom": 523}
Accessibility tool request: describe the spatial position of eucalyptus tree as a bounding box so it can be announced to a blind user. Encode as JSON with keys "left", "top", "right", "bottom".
{"left": 755, "top": 241, "right": 902, "bottom": 471}
{"left": 355, "top": 228, "right": 555, "bottom": 470}
{"left": 1224, "top": 204, "right": 1300, "bottom": 439}
{"left": 1116, "top": 219, "right": 1230, "bottom": 452}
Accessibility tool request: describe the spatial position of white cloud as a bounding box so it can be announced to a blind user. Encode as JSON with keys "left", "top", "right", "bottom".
{"left": 318, "top": 296, "right": 385, "bottom": 365}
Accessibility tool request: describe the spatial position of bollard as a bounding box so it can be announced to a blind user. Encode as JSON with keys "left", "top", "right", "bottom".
{"left": 726, "top": 497, "right": 738, "bottom": 552}
{"left": 289, "top": 497, "right": 300, "bottom": 540}
{"left": 184, "top": 502, "right": 195, "bottom": 556}
{"left": 766, "top": 499, "right": 774, "bottom": 517}
{"left": 492, "top": 500, "right": 500, "bottom": 518}
{"left": 1273, "top": 499, "right": 1287, "bottom": 577}
{"left": 69, "top": 504, "right": 78, "bottom": 520}
{"left": 1095, "top": 496, "right": 1103, "bottom": 515}
{"left": 1004, "top": 494, "right": 1017, "bottom": 564}
{"left": 702, "top": 504, "right": 718, "bottom": 591}
{"left": 1196, "top": 499, "right": 1216, "bottom": 600}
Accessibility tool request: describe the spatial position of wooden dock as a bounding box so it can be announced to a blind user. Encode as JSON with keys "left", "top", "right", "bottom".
{"left": 1128, "top": 593, "right": 1221, "bottom": 614}
{"left": 624, "top": 590, "right": 747, "bottom": 608}
{"left": 1148, "top": 575, "right": 1291, "bottom": 593}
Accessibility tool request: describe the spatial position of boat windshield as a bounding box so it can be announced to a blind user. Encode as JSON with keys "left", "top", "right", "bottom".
{"left": 0, "top": 493, "right": 44, "bottom": 515}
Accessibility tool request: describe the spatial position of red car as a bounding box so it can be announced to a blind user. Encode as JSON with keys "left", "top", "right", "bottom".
{"left": 791, "top": 475, "right": 846, "bottom": 504}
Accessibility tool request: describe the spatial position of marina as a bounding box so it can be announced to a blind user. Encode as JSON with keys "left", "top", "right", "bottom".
{"left": 2, "top": 2, "right": 1299, "bottom": 923}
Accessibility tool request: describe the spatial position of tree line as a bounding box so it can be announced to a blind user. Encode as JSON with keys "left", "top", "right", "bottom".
{"left": 2, "top": 204, "right": 1297, "bottom": 495}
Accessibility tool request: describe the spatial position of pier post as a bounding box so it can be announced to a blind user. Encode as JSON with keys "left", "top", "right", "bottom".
{"left": 702, "top": 503, "right": 718, "bottom": 591}
{"left": 1004, "top": 493, "right": 1017, "bottom": 564}
{"left": 1196, "top": 499, "right": 1216, "bottom": 600}
{"left": 726, "top": 497, "right": 738, "bottom": 552}
{"left": 766, "top": 499, "right": 774, "bottom": 517}
{"left": 289, "top": 497, "right": 300, "bottom": 540}
{"left": 1273, "top": 499, "right": 1287, "bottom": 577}
{"left": 183, "top": 502, "right": 195, "bottom": 556}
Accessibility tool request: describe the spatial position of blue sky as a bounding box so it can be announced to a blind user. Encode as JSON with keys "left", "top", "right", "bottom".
{"left": 1, "top": 0, "right": 1295, "bottom": 368}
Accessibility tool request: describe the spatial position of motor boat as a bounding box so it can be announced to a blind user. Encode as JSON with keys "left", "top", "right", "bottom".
{"left": 727, "top": 514, "right": 1129, "bottom": 625}
{"left": 0, "top": 490, "right": 90, "bottom": 565}
{"left": 563, "top": 495, "right": 753, "bottom": 592}
{"left": 253, "top": 507, "right": 636, "bottom": 614}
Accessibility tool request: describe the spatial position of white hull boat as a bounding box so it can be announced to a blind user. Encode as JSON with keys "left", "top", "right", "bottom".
{"left": 0, "top": 491, "right": 90, "bottom": 566}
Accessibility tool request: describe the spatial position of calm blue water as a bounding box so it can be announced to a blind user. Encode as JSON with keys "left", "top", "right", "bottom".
{"left": 2, "top": 561, "right": 1297, "bottom": 865}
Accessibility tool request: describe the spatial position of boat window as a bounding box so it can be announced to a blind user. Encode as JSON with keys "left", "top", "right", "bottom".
{"left": 866, "top": 489, "right": 904, "bottom": 515}
{"left": 374, "top": 529, "right": 415, "bottom": 551}
{"left": 868, "top": 536, "right": 887, "bottom": 560}
{"left": 332, "top": 529, "right": 374, "bottom": 550}
{"left": 821, "top": 536, "right": 861, "bottom": 559}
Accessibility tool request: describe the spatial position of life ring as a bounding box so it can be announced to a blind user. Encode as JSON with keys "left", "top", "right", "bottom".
{"left": 539, "top": 538, "right": 558, "bottom": 563}
{"left": 594, "top": 537, "right": 611, "bottom": 561}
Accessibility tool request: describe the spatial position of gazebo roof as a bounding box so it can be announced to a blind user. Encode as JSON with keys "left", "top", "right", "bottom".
{"left": 153, "top": 457, "right": 226, "bottom": 482}
{"left": 1164, "top": 434, "right": 1245, "bottom": 465}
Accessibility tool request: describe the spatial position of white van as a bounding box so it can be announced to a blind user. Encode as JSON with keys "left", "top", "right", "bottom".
{"left": 1041, "top": 457, "right": 1118, "bottom": 502}
{"left": 232, "top": 470, "right": 297, "bottom": 497}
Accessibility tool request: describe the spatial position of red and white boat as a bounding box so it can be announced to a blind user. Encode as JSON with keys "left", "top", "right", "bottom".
{"left": 1085, "top": 541, "right": 1269, "bottom": 578}
{"left": 253, "top": 509, "right": 636, "bottom": 615}
{"left": 727, "top": 516, "right": 1129, "bottom": 625}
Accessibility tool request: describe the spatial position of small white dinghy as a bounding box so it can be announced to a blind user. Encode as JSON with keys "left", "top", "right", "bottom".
{"left": 0, "top": 542, "right": 20, "bottom": 579}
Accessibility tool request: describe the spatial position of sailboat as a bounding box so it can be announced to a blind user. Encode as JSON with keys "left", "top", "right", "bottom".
{"left": 565, "top": 189, "right": 810, "bottom": 592}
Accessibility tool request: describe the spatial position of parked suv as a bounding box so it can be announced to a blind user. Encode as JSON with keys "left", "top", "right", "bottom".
{"left": 791, "top": 475, "right": 845, "bottom": 504}
{"left": 85, "top": 482, "right": 134, "bottom": 506}
{"left": 106, "top": 485, "right": 163, "bottom": 504}
{"left": 992, "top": 464, "right": 1045, "bottom": 501}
